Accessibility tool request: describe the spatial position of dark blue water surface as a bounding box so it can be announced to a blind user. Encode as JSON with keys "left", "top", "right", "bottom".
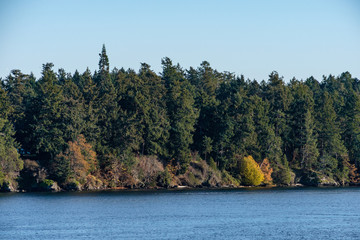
{"left": 1, "top": 187, "right": 360, "bottom": 239}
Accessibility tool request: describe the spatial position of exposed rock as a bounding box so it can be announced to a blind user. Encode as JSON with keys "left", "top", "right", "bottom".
{"left": 297, "top": 170, "right": 340, "bottom": 187}
{"left": 203, "top": 171, "right": 222, "bottom": 187}
{"left": 132, "top": 156, "right": 164, "bottom": 187}
{"left": 49, "top": 182, "right": 61, "bottom": 192}
{"left": 37, "top": 179, "right": 61, "bottom": 192}
{"left": 298, "top": 171, "right": 320, "bottom": 186}
{"left": 19, "top": 159, "right": 48, "bottom": 191}
{"left": 0, "top": 181, "right": 17, "bottom": 192}
{"left": 319, "top": 176, "right": 339, "bottom": 186}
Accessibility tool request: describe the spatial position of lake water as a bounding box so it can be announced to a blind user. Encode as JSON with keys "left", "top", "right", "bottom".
{"left": 1, "top": 187, "right": 360, "bottom": 239}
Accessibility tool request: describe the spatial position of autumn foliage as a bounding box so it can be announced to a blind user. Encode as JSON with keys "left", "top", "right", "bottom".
{"left": 260, "top": 158, "right": 273, "bottom": 185}
{"left": 347, "top": 162, "right": 359, "bottom": 184}
{"left": 239, "top": 155, "right": 264, "bottom": 186}
{"left": 54, "top": 134, "right": 97, "bottom": 184}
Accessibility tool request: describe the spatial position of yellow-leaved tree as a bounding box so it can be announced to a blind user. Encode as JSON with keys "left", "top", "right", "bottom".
{"left": 239, "top": 155, "right": 264, "bottom": 186}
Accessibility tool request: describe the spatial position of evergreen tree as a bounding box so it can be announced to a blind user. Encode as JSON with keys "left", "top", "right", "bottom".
{"left": 95, "top": 45, "right": 120, "bottom": 156}
{"left": 202, "top": 136, "right": 213, "bottom": 161}
{"left": 212, "top": 75, "right": 238, "bottom": 169}
{"left": 343, "top": 89, "right": 360, "bottom": 167}
{"left": 2, "top": 70, "right": 36, "bottom": 151}
{"left": 162, "top": 57, "right": 198, "bottom": 172}
{"left": 301, "top": 110, "right": 319, "bottom": 170}
{"left": 264, "top": 126, "right": 291, "bottom": 184}
{"left": 236, "top": 95, "right": 259, "bottom": 159}
{"left": 98, "top": 44, "right": 109, "bottom": 76}
{"left": 187, "top": 62, "right": 220, "bottom": 152}
{"left": 62, "top": 74, "right": 86, "bottom": 142}
{"left": 252, "top": 95, "right": 272, "bottom": 160}
{"left": 288, "top": 80, "right": 316, "bottom": 167}
{"left": 264, "top": 71, "right": 291, "bottom": 137}
{"left": 317, "top": 91, "right": 347, "bottom": 174}
{"left": 114, "top": 69, "right": 144, "bottom": 156}
{"left": 80, "top": 68, "right": 100, "bottom": 145}
{"left": 0, "top": 87, "right": 23, "bottom": 188}
{"left": 1, "top": 45, "right": 359, "bottom": 189}
{"left": 28, "top": 63, "right": 66, "bottom": 164}
{"left": 138, "top": 63, "right": 170, "bottom": 156}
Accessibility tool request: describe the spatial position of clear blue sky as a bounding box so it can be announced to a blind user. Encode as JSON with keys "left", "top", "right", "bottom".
{"left": 0, "top": 0, "right": 359, "bottom": 82}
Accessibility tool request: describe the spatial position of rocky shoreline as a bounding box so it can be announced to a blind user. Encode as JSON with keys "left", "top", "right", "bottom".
{"left": 1, "top": 155, "right": 356, "bottom": 193}
{"left": 1, "top": 175, "right": 353, "bottom": 193}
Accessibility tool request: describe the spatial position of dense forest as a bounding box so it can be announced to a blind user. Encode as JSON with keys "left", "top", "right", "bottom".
{"left": 1, "top": 45, "right": 360, "bottom": 192}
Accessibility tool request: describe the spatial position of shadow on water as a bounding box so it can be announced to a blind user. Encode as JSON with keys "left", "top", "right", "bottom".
{"left": 1, "top": 185, "right": 359, "bottom": 198}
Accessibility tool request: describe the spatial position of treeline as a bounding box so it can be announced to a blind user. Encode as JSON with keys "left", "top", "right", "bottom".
{"left": 1, "top": 45, "right": 360, "bottom": 191}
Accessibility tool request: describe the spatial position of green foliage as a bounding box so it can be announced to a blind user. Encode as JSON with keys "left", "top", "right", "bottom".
{"left": 0, "top": 171, "right": 5, "bottom": 185}
{"left": 273, "top": 166, "right": 292, "bottom": 185}
{"left": 39, "top": 179, "right": 54, "bottom": 188}
{"left": 0, "top": 88, "right": 23, "bottom": 188}
{"left": 342, "top": 88, "right": 360, "bottom": 168}
{"left": 288, "top": 80, "right": 316, "bottom": 168}
{"left": 301, "top": 110, "right": 319, "bottom": 170}
{"left": 316, "top": 90, "right": 348, "bottom": 174}
{"left": 209, "top": 157, "right": 217, "bottom": 170}
{"left": 186, "top": 172, "right": 198, "bottom": 187}
{"left": 98, "top": 44, "right": 109, "bottom": 76}
{"left": 162, "top": 57, "right": 198, "bottom": 172}
{"left": 221, "top": 170, "right": 241, "bottom": 186}
{"left": 317, "top": 154, "right": 337, "bottom": 175}
{"left": 2, "top": 45, "right": 360, "bottom": 190}
{"left": 28, "top": 63, "right": 67, "bottom": 162}
{"left": 202, "top": 136, "right": 213, "bottom": 161}
{"left": 158, "top": 166, "right": 172, "bottom": 188}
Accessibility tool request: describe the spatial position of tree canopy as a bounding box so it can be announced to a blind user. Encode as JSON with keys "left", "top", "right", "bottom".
{"left": 1, "top": 45, "right": 359, "bottom": 191}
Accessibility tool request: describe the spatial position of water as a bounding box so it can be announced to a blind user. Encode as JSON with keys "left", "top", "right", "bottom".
{"left": 1, "top": 187, "right": 360, "bottom": 239}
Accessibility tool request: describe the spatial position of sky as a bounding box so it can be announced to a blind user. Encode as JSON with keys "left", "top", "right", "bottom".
{"left": 0, "top": 0, "right": 359, "bottom": 82}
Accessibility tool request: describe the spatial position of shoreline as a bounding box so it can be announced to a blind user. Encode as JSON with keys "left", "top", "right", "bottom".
{"left": 3, "top": 183, "right": 358, "bottom": 194}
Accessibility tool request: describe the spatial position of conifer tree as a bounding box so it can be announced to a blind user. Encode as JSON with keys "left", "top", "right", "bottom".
{"left": 3, "top": 70, "right": 36, "bottom": 150}
{"left": 288, "top": 80, "right": 316, "bottom": 167}
{"left": 187, "top": 62, "right": 220, "bottom": 152}
{"left": 29, "top": 63, "right": 66, "bottom": 164}
{"left": 212, "top": 76, "right": 239, "bottom": 169}
{"left": 113, "top": 69, "right": 144, "bottom": 155}
{"left": 343, "top": 89, "right": 360, "bottom": 168}
{"left": 80, "top": 68, "right": 100, "bottom": 145}
{"left": 317, "top": 91, "right": 347, "bottom": 174}
{"left": 162, "top": 57, "right": 198, "bottom": 172}
{"left": 138, "top": 63, "right": 170, "bottom": 156}
{"left": 62, "top": 74, "right": 86, "bottom": 142}
{"left": 95, "top": 45, "right": 120, "bottom": 156}
{"left": 202, "top": 136, "right": 213, "bottom": 161}
{"left": 0, "top": 87, "right": 23, "bottom": 187}
{"left": 2, "top": 45, "right": 360, "bottom": 189}
{"left": 264, "top": 71, "right": 291, "bottom": 136}
{"left": 301, "top": 110, "right": 319, "bottom": 170}
{"left": 98, "top": 44, "right": 109, "bottom": 75}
